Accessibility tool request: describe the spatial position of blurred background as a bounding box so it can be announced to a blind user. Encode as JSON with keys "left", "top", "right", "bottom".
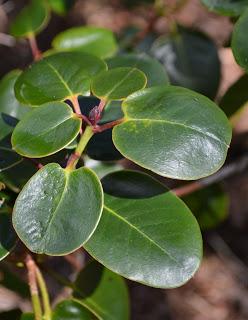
{"left": 1, "top": 1, "right": 248, "bottom": 319}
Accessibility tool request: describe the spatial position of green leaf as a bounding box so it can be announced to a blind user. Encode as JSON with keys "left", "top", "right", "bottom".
{"left": 232, "top": 8, "right": 248, "bottom": 72}
{"left": 0, "top": 146, "right": 23, "bottom": 171}
{"left": 85, "top": 170, "right": 202, "bottom": 288}
{"left": 219, "top": 74, "right": 248, "bottom": 118}
{"left": 10, "top": 0, "right": 50, "bottom": 38}
{"left": 201, "top": 0, "right": 248, "bottom": 16}
{"left": 150, "top": 28, "right": 221, "bottom": 99}
{"left": 106, "top": 53, "right": 169, "bottom": 87}
{"left": 91, "top": 67, "right": 147, "bottom": 101}
{"left": 53, "top": 300, "right": 97, "bottom": 320}
{"left": 84, "top": 157, "right": 123, "bottom": 179}
{"left": 0, "top": 212, "right": 17, "bottom": 261}
{"left": 48, "top": 0, "right": 76, "bottom": 15}
{"left": 0, "top": 70, "right": 30, "bottom": 140}
{"left": 183, "top": 184, "right": 229, "bottom": 230}
{"left": 20, "top": 313, "right": 34, "bottom": 320}
{"left": 113, "top": 86, "right": 232, "bottom": 180}
{"left": 13, "top": 163, "right": 103, "bottom": 255}
{"left": 52, "top": 27, "right": 118, "bottom": 59}
{"left": 11, "top": 102, "right": 81, "bottom": 158}
{"left": 73, "top": 261, "right": 130, "bottom": 320}
{"left": 15, "top": 52, "right": 107, "bottom": 105}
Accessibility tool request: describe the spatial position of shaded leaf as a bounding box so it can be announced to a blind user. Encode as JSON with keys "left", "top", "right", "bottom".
{"left": 11, "top": 102, "right": 81, "bottom": 158}
{"left": 0, "top": 212, "right": 17, "bottom": 261}
{"left": 53, "top": 300, "right": 96, "bottom": 320}
{"left": 0, "top": 146, "right": 23, "bottom": 172}
{"left": 113, "top": 86, "right": 232, "bottom": 180}
{"left": 20, "top": 313, "right": 34, "bottom": 320}
{"left": 52, "top": 27, "right": 118, "bottom": 59}
{"left": 0, "top": 310, "right": 22, "bottom": 320}
{"left": 48, "top": 0, "right": 76, "bottom": 15}
{"left": 85, "top": 170, "right": 202, "bottom": 288}
{"left": 15, "top": 52, "right": 107, "bottom": 105}
{"left": 13, "top": 163, "right": 103, "bottom": 255}
{"left": 201, "top": 0, "right": 248, "bottom": 16}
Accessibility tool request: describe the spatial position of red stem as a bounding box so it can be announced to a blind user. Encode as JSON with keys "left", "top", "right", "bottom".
{"left": 28, "top": 34, "right": 42, "bottom": 61}
{"left": 93, "top": 118, "right": 124, "bottom": 133}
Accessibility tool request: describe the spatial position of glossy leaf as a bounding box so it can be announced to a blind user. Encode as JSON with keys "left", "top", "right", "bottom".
{"left": 85, "top": 170, "right": 202, "bottom": 288}
{"left": 53, "top": 300, "right": 97, "bottom": 320}
{"left": 183, "top": 184, "right": 229, "bottom": 230}
{"left": 0, "top": 70, "right": 30, "bottom": 140}
{"left": 48, "top": 0, "right": 76, "bottom": 15}
{"left": 13, "top": 163, "right": 103, "bottom": 255}
{"left": 113, "top": 86, "right": 232, "bottom": 180}
{"left": 15, "top": 52, "right": 107, "bottom": 105}
{"left": 10, "top": 0, "right": 50, "bottom": 37}
{"left": 73, "top": 261, "right": 129, "bottom": 320}
{"left": 91, "top": 67, "right": 147, "bottom": 101}
{"left": 11, "top": 102, "right": 81, "bottom": 158}
{"left": 219, "top": 74, "right": 248, "bottom": 118}
{"left": 201, "top": 0, "right": 248, "bottom": 16}
{"left": 84, "top": 157, "right": 123, "bottom": 179}
{"left": 106, "top": 53, "right": 169, "bottom": 87}
{"left": 52, "top": 27, "right": 118, "bottom": 58}
{"left": 151, "top": 28, "right": 221, "bottom": 99}
{"left": 232, "top": 8, "right": 248, "bottom": 72}
{"left": 0, "top": 212, "right": 17, "bottom": 261}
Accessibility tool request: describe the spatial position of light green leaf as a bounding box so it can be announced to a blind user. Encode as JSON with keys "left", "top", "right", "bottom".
{"left": 11, "top": 102, "right": 81, "bottom": 158}
{"left": 53, "top": 300, "right": 97, "bottom": 320}
{"left": 0, "top": 212, "right": 17, "bottom": 261}
{"left": 48, "top": 0, "right": 76, "bottom": 15}
{"left": 10, "top": 0, "right": 50, "bottom": 37}
{"left": 91, "top": 67, "right": 147, "bottom": 101}
{"left": 232, "top": 8, "right": 248, "bottom": 72}
{"left": 13, "top": 163, "right": 103, "bottom": 255}
{"left": 201, "top": 0, "right": 248, "bottom": 16}
{"left": 113, "top": 86, "right": 232, "bottom": 180}
{"left": 85, "top": 170, "right": 202, "bottom": 288}
{"left": 73, "top": 261, "right": 129, "bottom": 320}
{"left": 15, "top": 52, "right": 107, "bottom": 105}
{"left": 106, "top": 53, "right": 169, "bottom": 87}
{"left": 52, "top": 26, "right": 118, "bottom": 58}
{"left": 0, "top": 70, "right": 30, "bottom": 140}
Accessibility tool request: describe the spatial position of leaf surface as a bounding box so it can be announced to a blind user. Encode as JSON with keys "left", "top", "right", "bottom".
{"left": 53, "top": 300, "right": 97, "bottom": 320}
{"left": 201, "top": 0, "right": 248, "bottom": 16}
{"left": 0, "top": 212, "right": 17, "bottom": 261}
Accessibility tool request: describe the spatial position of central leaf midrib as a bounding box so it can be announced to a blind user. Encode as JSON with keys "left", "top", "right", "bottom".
{"left": 124, "top": 117, "right": 228, "bottom": 147}
{"left": 104, "top": 204, "right": 180, "bottom": 265}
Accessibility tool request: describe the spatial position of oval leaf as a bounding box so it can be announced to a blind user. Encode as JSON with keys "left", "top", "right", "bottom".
{"left": 91, "top": 67, "right": 147, "bottom": 101}
{"left": 85, "top": 170, "right": 202, "bottom": 288}
{"left": 113, "top": 86, "right": 232, "bottom": 180}
{"left": 11, "top": 102, "right": 81, "bottom": 158}
{"left": 10, "top": 0, "right": 50, "bottom": 37}
{"left": 48, "top": 0, "right": 76, "bottom": 16}
{"left": 12, "top": 163, "right": 103, "bottom": 255}
{"left": 73, "top": 261, "right": 129, "bottom": 320}
{"left": 53, "top": 300, "right": 97, "bottom": 320}
{"left": 232, "top": 8, "right": 248, "bottom": 72}
{"left": 15, "top": 52, "right": 107, "bottom": 105}
{"left": 0, "top": 212, "right": 17, "bottom": 261}
{"left": 201, "top": 0, "right": 248, "bottom": 16}
{"left": 106, "top": 53, "right": 169, "bottom": 87}
{"left": 52, "top": 27, "right": 118, "bottom": 58}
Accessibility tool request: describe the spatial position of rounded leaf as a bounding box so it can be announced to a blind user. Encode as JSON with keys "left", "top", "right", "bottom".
{"left": 201, "top": 0, "right": 248, "bottom": 16}
{"left": 15, "top": 52, "right": 107, "bottom": 105}
{"left": 106, "top": 53, "right": 169, "bottom": 87}
{"left": 53, "top": 300, "right": 96, "bottom": 320}
{"left": 52, "top": 27, "right": 117, "bottom": 58}
{"left": 91, "top": 67, "right": 147, "bottom": 101}
{"left": 10, "top": 0, "right": 50, "bottom": 37}
{"left": 11, "top": 102, "right": 81, "bottom": 158}
{"left": 232, "top": 8, "right": 248, "bottom": 72}
{"left": 113, "top": 86, "right": 232, "bottom": 180}
{"left": 13, "top": 163, "right": 103, "bottom": 255}
{"left": 85, "top": 170, "right": 202, "bottom": 288}
{"left": 48, "top": 0, "right": 76, "bottom": 15}
{"left": 0, "top": 212, "right": 17, "bottom": 261}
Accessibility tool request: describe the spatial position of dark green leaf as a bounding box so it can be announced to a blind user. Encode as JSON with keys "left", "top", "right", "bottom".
{"left": 106, "top": 53, "right": 169, "bottom": 87}
{"left": 232, "top": 8, "right": 248, "bottom": 72}
{"left": 48, "top": 0, "right": 76, "bottom": 15}
{"left": 10, "top": 0, "right": 50, "bottom": 37}
{"left": 53, "top": 300, "right": 96, "bottom": 320}
{"left": 0, "top": 70, "right": 30, "bottom": 140}
{"left": 100, "top": 101, "right": 124, "bottom": 123}
{"left": 219, "top": 74, "right": 248, "bottom": 118}
{"left": 20, "top": 313, "right": 34, "bottom": 320}
{"left": 15, "top": 52, "right": 107, "bottom": 105}
{"left": 113, "top": 86, "right": 231, "bottom": 180}
{"left": 85, "top": 170, "right": 202, "bottom": 288}
{"left": 11, "top": 102, "right": 81, "bottom": 158}
{"left": 52, "top": 27, "right": 118, "bottom": 59}
{"left": 0, "top": 212, "right": 17, "bottom": 260}
{"left": 13, "top": 163, "right": 103, "bottom": 255}
{"left": 0, "top": 146, "right": 23, "bottom": 171}
{"left": 201, "top": 0, "right": 248, "bottom": 16}
{"left": 183, "top": 184, "right": 229, "bottom": 230}
{"left": 151, "top": 28, "right": 221, "bottom": 99}
{"left": 91, "top": 67, "right": 147, "bottom": 101}
{"left": 73, "top": 261, "right": 129, "bottom": 320}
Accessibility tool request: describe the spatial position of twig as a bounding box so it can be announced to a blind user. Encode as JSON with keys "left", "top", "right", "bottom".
{"left": 93, "top": 118, "right": 124, "bottom": 133}
{"left": 27, "top": 33, "right": 42, "bottom": 61}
